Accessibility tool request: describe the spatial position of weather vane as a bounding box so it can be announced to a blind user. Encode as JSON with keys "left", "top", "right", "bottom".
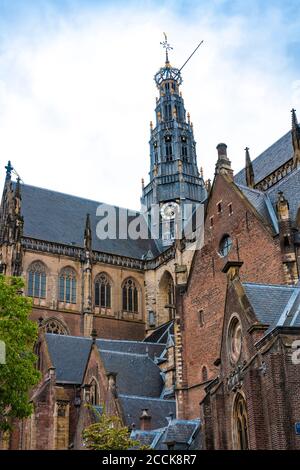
{"left": 160, "top": 32, "right": 173, "bottom": 62}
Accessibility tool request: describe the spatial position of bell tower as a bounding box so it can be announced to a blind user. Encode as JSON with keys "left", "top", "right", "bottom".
{"left": 141, "top": 35, "right": 206, "bottom": 244}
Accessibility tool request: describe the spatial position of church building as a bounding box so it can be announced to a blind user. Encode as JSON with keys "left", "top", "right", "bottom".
{"left": 0, "top": 39, "right": 300, "bottom": 450}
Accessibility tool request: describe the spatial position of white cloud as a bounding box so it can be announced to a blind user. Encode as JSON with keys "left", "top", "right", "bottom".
{"left": 0, "top": 1, "right": 299, "bottom": 209}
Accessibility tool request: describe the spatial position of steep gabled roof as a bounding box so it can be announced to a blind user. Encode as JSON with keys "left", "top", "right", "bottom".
{"left": 235, "top": 131, "right": 293, "bottom": 186}
{"left": 97, "top": 349, "right": 163, "bottom": 397}
{"left": 144, "top": 321, "right": 174, "bottom": 344}
{"left": 45, "top": 334, "right": 91, "bottom": 384}
{"left": 243, "top": 282, "right": 300, "bottom": 333}
{"left": 16, "top": 182, "right": 163, "bottom": 260}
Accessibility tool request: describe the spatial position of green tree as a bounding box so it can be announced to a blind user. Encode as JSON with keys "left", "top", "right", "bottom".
{"left": 0, "top": 275, "right": 40, "bottom": 431}
{"left": 83, "top": 408, "right": 147, "bottom": 450}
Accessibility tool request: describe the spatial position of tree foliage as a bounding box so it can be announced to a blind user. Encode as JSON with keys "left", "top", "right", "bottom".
{"left": 83, "top": 408, "right": 147, "bottom": 450}
{"left": 0, "top": 275, "right": 40, "bottom": 431}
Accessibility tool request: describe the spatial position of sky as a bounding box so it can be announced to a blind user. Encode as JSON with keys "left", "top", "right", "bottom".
{"left": 0, "top": 0, "right": 299, "bottom": 210}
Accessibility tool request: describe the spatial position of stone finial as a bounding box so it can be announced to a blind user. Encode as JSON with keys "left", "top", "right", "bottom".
{"left": 200, "top": 167, "right": 204, "bottom": 178}
{"left": 292, "top": 108, "right": 298, "bottom": 129}
{"left": 291, "top": 109, "right": 300, "bottom": 167}
{"left": 5, "top": 161, "right": 13, "bottom": 181}
{"left": 141, "top": 178, "right": 145, "bottom": 190}
{"left": 187, "top": 112, "right": 190, "bottom": 124}
{"left": 205, "top": 178, "right": 212, "bottom": 193}
{"left": 245, "top": 147, "right": 254, "bottom": 188}
{"left": 139, "top": 408, "right": 152, "bottom": 431}
{"left": 150, "top": 121, "right": 153, "bottom": 130}
{"left": 84, "top": 213, "right": 92, "bottom": 252}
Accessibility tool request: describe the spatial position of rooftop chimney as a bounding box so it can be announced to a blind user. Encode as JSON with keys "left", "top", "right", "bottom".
{"left": 140, "top": 408, "right": 152, "bottom": 431}
{"left": 215, "top": 143, "right": 233, "bottom": 179}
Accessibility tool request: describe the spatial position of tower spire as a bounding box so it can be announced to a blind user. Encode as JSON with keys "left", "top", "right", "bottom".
{"left": 245, "top": 147, "right": 254, "bottom": 188}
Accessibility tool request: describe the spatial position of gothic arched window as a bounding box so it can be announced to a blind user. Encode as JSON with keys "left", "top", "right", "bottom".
{"left": 59, "top": 267, "right": 77, "bottom": 304}
{"left": 181, "top": 135, "right": 188, "bottom": 160}
{"left": 122, "top": 278, "right": 139, "bottom": 313}
{"left": 28, "top": 261, "right": 46, "bottom": 298}
{"left": 233, "top": 394, "right": 249, "bottom": 450}
{"left": 44, "top": 319, "right": 68, "bottom": 335}
{"left": 164, "top": 103, "right": 172, "bottom": 120}
{"left": 90, "top": 378, "right": 100, "bottom": 406}
{"left": 165, "top": 135, "right": 173, "bottom": 161}
{"left": 95, "top": 273, "right": 111, "bottom": 308}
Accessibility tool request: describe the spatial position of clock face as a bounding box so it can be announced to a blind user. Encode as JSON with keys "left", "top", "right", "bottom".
{"left": 160, "top": 202, "right": 179, "bottom": 220}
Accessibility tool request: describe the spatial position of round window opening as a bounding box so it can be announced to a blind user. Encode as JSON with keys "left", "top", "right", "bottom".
{"left": 228, "top": 317, "right": 242, "bottom": 364}
{"left": 219, "top": 235, "right": 233, "bottom": 257}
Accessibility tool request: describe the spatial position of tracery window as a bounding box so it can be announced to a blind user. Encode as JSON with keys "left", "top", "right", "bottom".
{"left": 95, "top": 273, "right": 111, "bottom": 308}
{"left": 28, "top": 261, "right": 46, "bottom": 298}
{"left": 122, "top": 278, "right": 139, "bottom": 313}
{"left": 44, "top": 319, "right": 67, "bottom": 335}
{"left": 59, "top": 267, "right": 77, "bottom": 304}
{"left": 233, "top": 394, "right": 249, "bottom": 450}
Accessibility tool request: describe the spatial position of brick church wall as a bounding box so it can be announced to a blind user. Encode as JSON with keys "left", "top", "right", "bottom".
{"left": 181, "top": 175, "right": 286, "bottom": 419}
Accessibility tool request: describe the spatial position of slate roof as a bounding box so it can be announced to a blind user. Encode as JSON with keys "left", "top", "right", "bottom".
{"left": 235, "top": 131, "right": 293, "bottom": 186}
{"left": 45, "top": 334, "right": 91, "bottom": 384}
{"left": 119, "top": 395, "right": 176, "bottom": 429}
{"left": 97, "top": 349, "right": 163, "bottom": 397}
{"left": 243, "top": 282, "right": 300, "bottom": 333}
{"left": 131, "top": 419, "right": 201, "bottom": 450}
{"left": 144, "top": 321, "right": 174, "bottom": 344}
{"left": 161, "top": 419, "right": 200, "bottom": 445}
{"left": 96, "top": 339, "right": 165, "bottom": 360}
{"left": 16, "top": 182, "right": 162, "bottom": 260}
{"left": 266, "top": 166, "right": 300, "bottom": 224}
{"left": 236, "top": 184, "right": 279, "bottom": 233}
{"left": 131, "top": 430, "right": 162, "bottom": 448}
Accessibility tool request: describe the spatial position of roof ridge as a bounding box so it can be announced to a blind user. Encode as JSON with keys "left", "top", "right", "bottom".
{"left": 98, "top": 349, "right": 150, "bottom": 358}
{"left": 118, "top": 394, "right": 176, "bottom": 402}
{"left": 97, "top": 338, "right": 165, "bottom": 346}
{"left": 243, "top": 282, "right": 297, "bottom": 289}
{"left": 45, "top": 333, "right": 92, "bottom": 341}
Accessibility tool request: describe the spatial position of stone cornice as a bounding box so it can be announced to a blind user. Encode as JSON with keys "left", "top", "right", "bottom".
{"left": 21, "top": 237, "right": 175, "bottom": 271}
